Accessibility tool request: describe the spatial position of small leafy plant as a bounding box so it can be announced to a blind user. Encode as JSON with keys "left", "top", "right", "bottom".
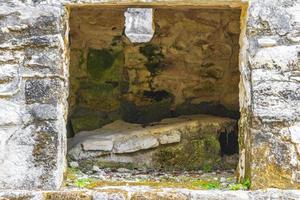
{"left": 229, "top": 179, "right": 251, "bottom": 190}
{"left": 75, "top": 178, "right": 94, "bottom": 188}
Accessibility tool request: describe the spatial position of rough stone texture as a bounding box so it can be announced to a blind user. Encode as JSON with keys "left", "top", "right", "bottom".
{"left": 68, "top": 6, "right": 241, "bottom": 136}
{"left": 237, "top": 0, "right": 300, "bottom": 189}
{"left": 68, "top": 115, "right": 236, "bottom": 170}
{"left": 0, "top": 1, "right": 68, "bottom": 190}
{"left": 1, "top": 0, "right": 300, "bottom": 191}
{"left": 1, "top": 188, "right": 300, "bottom": 200}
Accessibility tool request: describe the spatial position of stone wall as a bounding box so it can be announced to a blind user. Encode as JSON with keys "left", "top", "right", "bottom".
{"left": 0, "top": 0, "right": 300, "bottom": 191}
{"left": 239, "top": 0, "right": 300, "bottom": 189}
{"left": 68, "top": 7, "right": 240, "bottom": 135}
{"left": 0, "top": 1, "right": 68, "bottom": 189}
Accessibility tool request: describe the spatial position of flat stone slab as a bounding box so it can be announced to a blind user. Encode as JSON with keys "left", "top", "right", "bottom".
{"left": 68, "top": 114, "right": 236, "bottom": 168}
{"left": 1, "top": 188, "right": 300, "bottom": 200}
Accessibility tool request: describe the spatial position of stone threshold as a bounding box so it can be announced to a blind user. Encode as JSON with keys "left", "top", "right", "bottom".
{"left": 1, "top": 188, "right": 300, "bottom": 200}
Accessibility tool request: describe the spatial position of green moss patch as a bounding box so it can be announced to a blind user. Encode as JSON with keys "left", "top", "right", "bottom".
{"left": 65, "top": 167, "right": 223, "bottom": 190}
{"left": 44, "top": 192, "right": 91, "bottom": 200}
{"left": 70, "top": 115, "right": 111, "bottom": 134}
{"left": 154, "top": 136, "right": 221, "bottom": 171}
{"left": 77, "top": 82, "right": 121, "bottom": 112}
{"left": 87, "top": 48, "right": 124, "bottom": 80}
{"left": 139, "top": 44, "right": 164, "bottom": 75}
{"left": 87, "top": 48, "right": 115, "bottom": 79}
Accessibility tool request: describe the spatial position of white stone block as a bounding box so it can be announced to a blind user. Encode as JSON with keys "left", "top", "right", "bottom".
{"left": 257, "top": 38, "right": 277, "bottom": 47}
{"left": 114, "top": 135, "right": 159, "bottom": 154}
{"left": 82, "top": 139, "right": 113, "bottom": 151}
{"left": 124, "top": 8, "right": 154, "bottom": 43}
{"left": 289, "top": 123, "right": 300, "bottom": 144}
{"left": 252, "top": 45, "right": 300, "bottom": 71}
{"left": 0, "top": 100, "right": 21, "bottom": 125}
{"left": 0, "top": 64, "right": 20, "bottom": 96}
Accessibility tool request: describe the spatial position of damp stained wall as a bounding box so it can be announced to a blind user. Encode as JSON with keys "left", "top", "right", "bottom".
{"left": 68, "top": 7, "right": 241, "bottom": 134}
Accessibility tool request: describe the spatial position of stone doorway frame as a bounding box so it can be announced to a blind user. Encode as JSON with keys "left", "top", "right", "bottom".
{"left": 65, "top": 0, "right": 250, "bottom": 186}
{"left": 2, "top": 0, "right": 300, "bottom": 191}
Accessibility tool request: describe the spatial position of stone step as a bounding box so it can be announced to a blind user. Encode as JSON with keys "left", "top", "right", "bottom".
{"left": 0, "top": 188, "right": 299, "bottom": 200}
{"left": 68, "top": 114, "right": 237, "bottom": 170}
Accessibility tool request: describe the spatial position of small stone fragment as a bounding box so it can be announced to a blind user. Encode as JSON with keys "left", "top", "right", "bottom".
{"left": 114, "top": 135, "right": 159, "bottom": 153}
{"left": 117, "top": 168, "right": 131, "bottom": 173}
{"left": 257, "top": 38, "right": 277, "bottom": 47}
{"left": 92, "top": 165, "right": 101, "bottom": 172}
{"left": 82, "top": 139, "right": 113, "bottom": 151}
{"left": 158, "top": 131, "right": 181, "bottom": 144}
{"left": 69, "top": 161, "right": 79, "bottom": 168}
{"left": 124, "top": 8, "right": 154, "bottom": 43}
{"left": 31, "top": 104, "right": 57, "bottom": 120}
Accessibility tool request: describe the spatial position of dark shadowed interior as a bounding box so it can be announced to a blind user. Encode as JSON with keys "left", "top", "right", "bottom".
{"left": 67, "top": 6, "right": 241, "bottom": 172}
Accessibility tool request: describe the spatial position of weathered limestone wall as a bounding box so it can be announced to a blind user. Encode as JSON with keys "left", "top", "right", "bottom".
{"left": 239, "top": 0, "right": 300, "bottom": 189}
{"left": 68, "top": 7, "right": 125, "bottom": 134}
{"left": 0, "top": 1, "right": 69, "bottom": 189}
{"left": 0, "top": 0, "right": 299, "bottom": 191}
{"left": 68, "top": 7, "right": 240, "bottom": 135}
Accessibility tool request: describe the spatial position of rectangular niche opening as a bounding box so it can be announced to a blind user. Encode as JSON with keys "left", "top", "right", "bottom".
{"left": 67, "top": 5, "right": 242, "bottom": 188}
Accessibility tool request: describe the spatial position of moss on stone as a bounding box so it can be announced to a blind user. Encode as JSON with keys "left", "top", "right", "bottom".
{"left": 44, "top": 192, "right": 91, "bottom": 200}
{"left": 65, "top": 168, "right": 237, "bottom": 191}
{"left": 87, "top": 48, "right": 115, "bottom": 79}
{"left": 78, "top": 160, "right": 135, "bottom": 172}
{"left": 111, "top": 35, "right": 123, "bottom": 46}
{"left": 80, "top": 178, "right": 222, "bottom": 190}
{"left": 87, "top": 47, "right": 124, "bottom": 81}
{"left": 71, "top": 114, "right": 111, "bottom": 134}
{"left": 77, "top": 80, "right": 121, "bottom": 113}
{"left": 76, "top": 47, "right": 124, "bottom": 114}
{"left": 32, "top": 124, "right": 57, "bottom": 183}
{"left": 139, "top": 44, "right": 164, "bottom": 75}
{"left": 78, "top": 49, "right": 85, "bottom": 67}
{"left": 65, "top": 167, "right": 79, "bottom": 182}
{"left": 154, "top": 136, "right": 221, "bottom": 171}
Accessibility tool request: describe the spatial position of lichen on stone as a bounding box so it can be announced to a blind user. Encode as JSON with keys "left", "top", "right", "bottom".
{"left": 139, "top": 43, "right": 164, "bottom": 75}
{"left": 87, "top": 48, "right": 123, "bottom": 81}
{"left": 44, "top": 192, "right": 92, "bottom": 200}
{"left": 154, "top": 136, "right": 221, "bottom": 171}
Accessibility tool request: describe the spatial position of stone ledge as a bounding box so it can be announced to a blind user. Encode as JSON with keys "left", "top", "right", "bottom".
{"left": 68, "top": 115, "right": 237, "bottom": 170}
{"left": 0, "top": 188, "right": 300, "bottom": 200}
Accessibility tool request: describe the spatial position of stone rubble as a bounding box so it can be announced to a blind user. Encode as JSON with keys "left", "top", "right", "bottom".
{"left": 68, "top": 114, "right": 237, "bottom": 170}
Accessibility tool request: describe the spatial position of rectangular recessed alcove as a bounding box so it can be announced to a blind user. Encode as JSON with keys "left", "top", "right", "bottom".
{"left": 66, "top": 4, "right": 243, "bottom": 189}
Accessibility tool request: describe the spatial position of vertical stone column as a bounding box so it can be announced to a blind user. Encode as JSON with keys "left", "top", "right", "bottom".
{"left": 0, "top": 1, "right": 68, "bottom": 190}
{"left": 239, "top": 0, "right": 300, "bottom": 189}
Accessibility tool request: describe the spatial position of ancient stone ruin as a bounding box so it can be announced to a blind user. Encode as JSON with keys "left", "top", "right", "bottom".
{"left": 0, "top": 0, "right": 300, "bottom": 199}
{"left": 67, "top": 6, "right": 240, "bottom": 173}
